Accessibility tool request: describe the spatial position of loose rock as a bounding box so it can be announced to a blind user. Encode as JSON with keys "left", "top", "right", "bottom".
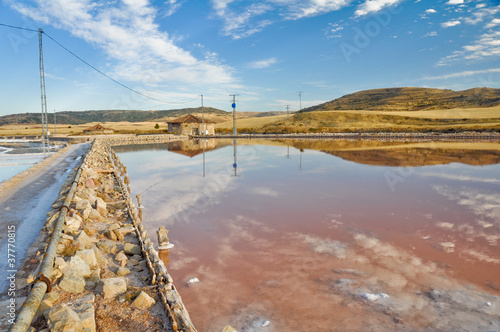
{"left": 102, "top": 277, "right": 127, "bottom": 299}
{"left": 123, "top": 243, "right": 141, "bottom": 255}
{"left": 76, "top": 249, "right": 98, "bottom": 269}
{"left": 59, "top": 275, "right": 86, "bottom": 294}
{"left": 46, "top": 304, "right": 83, "bottom": 332}
{"left": 116, "top": 267, "right": 130, "bottom": 276}
{"left": 131, "top": 291, "right": 155, "bottom": 309}
{"left": 97, "top": 240, "right": 117, "bottom": 254}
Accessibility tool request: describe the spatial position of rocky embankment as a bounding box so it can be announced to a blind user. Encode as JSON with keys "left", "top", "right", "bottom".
{"left": 4, "top": 139, "right": 195, "bottom": 332}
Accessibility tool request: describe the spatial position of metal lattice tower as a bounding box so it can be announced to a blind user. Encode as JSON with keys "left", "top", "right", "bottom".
{"left": 38, "top": 29, "right": 49, "bottom": 156}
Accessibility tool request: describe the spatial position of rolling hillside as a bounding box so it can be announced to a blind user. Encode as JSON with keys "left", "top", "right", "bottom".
{"left": 300, "top": 87, "right": 500, "bottom": 112}
{"left": 0, "top": 107, "right": 227, "bottom": 125}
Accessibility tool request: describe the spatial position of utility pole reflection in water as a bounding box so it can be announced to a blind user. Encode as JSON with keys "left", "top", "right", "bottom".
{"left": 299, "top": 148, "right": 304, "bottom": 170}
{"left": 202, "top": 139, "right": 206, "bottom": 178}
{"left": 232, "top": 139, "right": 237, "bottom": 176}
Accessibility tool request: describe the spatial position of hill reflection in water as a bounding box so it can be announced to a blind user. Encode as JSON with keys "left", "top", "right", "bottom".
{"left": 115, "top": 139, "right": 500, "bottom": 331}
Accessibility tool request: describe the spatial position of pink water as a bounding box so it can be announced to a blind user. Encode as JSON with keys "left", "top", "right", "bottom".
{"left": 115, "top": 140, "right": 500, "bottom": 331}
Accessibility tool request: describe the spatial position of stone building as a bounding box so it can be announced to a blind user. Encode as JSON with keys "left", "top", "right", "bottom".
{"left": 82, "top": 124, "right": 114, "bottom": 135}
{"left": 167, "top": 114, "right": 215, "bottom": 135}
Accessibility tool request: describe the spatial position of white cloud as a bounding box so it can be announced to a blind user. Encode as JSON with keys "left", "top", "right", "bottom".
{"left": 433, "top": 185, "right": 500, "bottom": 224}
{"left": 485, "top": 18, "right": 500, "bottom": 29}
{"left": 420, "top": 68, "right": 500, "bottom": 80}
{"left": 324, "top": 22, "right": 344, "bottom": 38}
{"left": 286, "top": 0, "right": 351, "bottom": 20}
{"left": 425, "top": 8, "right": 437, "bottom": 14}
{"left": 211, "top": 0, "right": 351, "bottom": 39}
{"left": 247, "top": 57, "right": 278, "bottom": 69}
{"left": 424, "top": 31, "right": 438, "bottom": 37}
{"left": 441, "top": 20, "right": 461, "bottom": 28}
{"left": 212, "top": 1, "right": 273, "bottom": 39}
{"left": 437, "top": 5, "right": 500, "bottom": 65}
{"left": 420, "top": 172, "right": 500, "bottom": 183}
{"left": 162, "top": 0, "right": 183, "bottom": 17}
{"left": 354, "top": 0, "right": 402, "bottom": 17}
{"left": 302, "top": 235, "right": 348, "bottom": 258}
{"left": 460, "top": 30, "right": 500, "bottom": 60}
{"left": 446, "top": 0, "right": 464, "bottom": 4}
{"left": 464, "top": 4, "right": 500, "bottom": 25}
{"left": 11, "top": 0, "right": 235, "bottom": 90}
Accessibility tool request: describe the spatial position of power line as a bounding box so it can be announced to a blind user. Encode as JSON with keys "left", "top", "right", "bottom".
{"left": 42, "top": 32, "right": 196, "bottom": 105}
{"left": 1, "top": 22, "right": 199, "bottom": 105}
{"left": 0, "top": 22, "right": 38, "bottom": 32}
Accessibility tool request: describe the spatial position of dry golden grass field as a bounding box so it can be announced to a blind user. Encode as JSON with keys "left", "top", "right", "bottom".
{"left": 215, "top": 114, "right": 289, "bottom": 130}
{"left": 1, "top": 106, "right": 499, "bottom": 136}
{"left": 0, "top": 121, "right": 165, "bottom": 136}
{"left": 213, "top": 105, "right": 500, "bottom": 134}
{"left": 334, "top": 105, "right": 500, "bottom": 119}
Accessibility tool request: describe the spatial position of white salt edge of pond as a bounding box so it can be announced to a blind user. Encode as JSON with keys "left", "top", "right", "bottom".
{"left": 0, "top": 154, "right": 81, "bottom": 293}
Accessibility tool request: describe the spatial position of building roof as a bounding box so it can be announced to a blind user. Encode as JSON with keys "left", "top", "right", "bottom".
{"left": 167, "top": 114, "right": 214, "bottom": 124}
{"left": 83, "top": 124, "right": 113, "bottom": 131}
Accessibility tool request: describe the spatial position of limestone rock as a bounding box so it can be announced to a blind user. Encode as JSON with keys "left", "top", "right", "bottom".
{"left": 112, "top": 229, "right": 124, "bottom": 241}
{"left": 73, "top": 213, "right": 83, "bottom": 223}
{"left": 44, "top": 291, "right": 60, "bottom": 304}
{"left": 64, "top": 218, "right": 81, "bottom": 233}
{"left": 46, "top": 304, "right": 83, "bottom": 332}
{"left": 51, "top": 268, "right": 63, "bottom": 281}
{"left": 59, "top": 275, "right": 86, "bottom": 294}
{"left": 88, "top": 209, "right": 102, "bottom": 221}
{"left": 222, "top": 325, "right": 238, "bottom": 332}
{"left": 94, "top": 249, "right": 109, "bottom": 268}
{"left": 54, "top": 257, "right": 67, "bottom": 270}
{"left": 76, "top": 199, "right": 92, "bottom": 211}
{"left": 70, "top": 294, "right": 96, "bottom": 332}
{"left": 105, "top": 230, "right": 117, "bottom": 241}
{"left": 131, "top": 291, "right": 155, "bottom": 309}
{"left": 76, "top": 249, "right": 97, "bottom": 269}
{"left": 97, "top": 240, "right": 117, "bottom": 254}
{"left": 82, "top": 188, "right": 97, "bottom": 205}
{"left": 82, "top": 207, "right": 92, "bottom": 220}
{"left": 95, "top": 197, "right": 107, "bottom": 216}
{"left": 123, "top": 243, "right": 141, "bottom": 255}
{"left": 34, "top": 298, "right": 53, "bottom": 322}
{"left": 126, "top": 259, "right": 139, "bottom": 267}
{"left": 84, "top": 178, "right": 96, "bottom": 189}
{"left": 119, "top": 226, "right": 135, "bottom": 236}
{"left": 115, "top": 252, "right": 128, "bottom": 262}
{"left": 156, "top": 227, "right": 170, "bottom": 246}
{"left": 75, "top": 231, "right": 93, "bottom": 250}
{"left": 88, "top": 268, "right": 101, "bottom": 284}
{"left": 116, "top": 267, "right": 130, "bottom": 276}
{"left": 102, "top": 277, "right": 127, "bottom": 300}
{"left": 63, "top": 256, "right": 91, "bottom": 278}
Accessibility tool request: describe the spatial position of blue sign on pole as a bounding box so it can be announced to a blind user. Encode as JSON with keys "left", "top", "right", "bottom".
{"left": 232, "top": 103, "right": 236, "bottom": 108}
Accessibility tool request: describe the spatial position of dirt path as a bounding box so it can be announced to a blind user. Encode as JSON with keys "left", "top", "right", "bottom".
{"left": 0, "top": 143, "right": 89, "bottom": 294}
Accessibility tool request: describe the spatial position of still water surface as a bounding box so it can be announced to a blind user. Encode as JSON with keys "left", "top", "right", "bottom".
{"left": 0, "top": 141, "right": 58, "bottom": 183}
{"left": 115, "top": 139, "right": 500, "bottom": 331}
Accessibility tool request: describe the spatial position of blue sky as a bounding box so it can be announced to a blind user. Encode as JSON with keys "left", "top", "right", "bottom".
{"left": 0, "top": 0, "right": 499, "bottom": 116}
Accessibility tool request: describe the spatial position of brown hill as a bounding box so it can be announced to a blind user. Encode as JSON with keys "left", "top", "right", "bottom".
{"left": 300, "top": 87, "right": 500, "bottom": 112}
{"left": 281, "top": 140, "right": 500, "bottom": 166}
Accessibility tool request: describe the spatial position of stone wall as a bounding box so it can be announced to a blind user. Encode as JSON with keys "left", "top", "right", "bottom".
{"left": 9, "top": 138, "right": 196, "bottom": 332}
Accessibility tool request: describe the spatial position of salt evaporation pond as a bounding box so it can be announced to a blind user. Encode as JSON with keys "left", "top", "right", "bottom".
{"left": 0, "top": 140, "right": 57, "bottom": 183}
{"left": 114, "top": 139, "right": 500, "bottom": 331}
